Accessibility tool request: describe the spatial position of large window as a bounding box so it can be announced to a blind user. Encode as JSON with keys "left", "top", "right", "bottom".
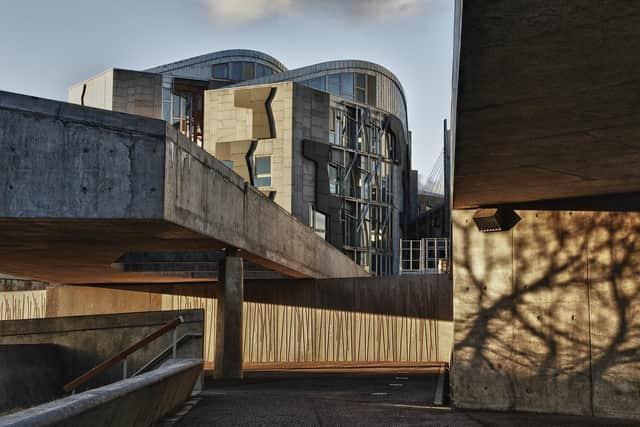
{"left": 341, "top": 72, "right": 354, "bottom": 100}
{"left": 327, "top": 74, "right": 341, "bottom": 96}
{"left": 230, "top": 62, "right": 244, "bottom": 81}
{"left": 308, "top": 77, "right": 326, "bottom": 91}
{"left": 254, "top": 156, "right": 272, "bottom": 187}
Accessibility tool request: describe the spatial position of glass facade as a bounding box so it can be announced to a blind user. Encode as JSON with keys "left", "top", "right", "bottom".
{"left": 212, "top": 61, "right": 275, "bottom": 82}
{"left": 301, "top": 72, "right": 374, "bottom": 105}
{"left": 324, "top": 102, "right": 396, "bottom": 275}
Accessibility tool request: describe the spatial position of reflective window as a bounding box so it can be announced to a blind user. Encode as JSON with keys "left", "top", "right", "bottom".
{"left": 309, "top": 205, "right": 327, "bottom": 240}
{"left": 162, "top": 87, "right": 171, "bottom": 121}
{"left": 328, "top": 164, "right": 340, "bottom": 194}
{"left": 230, "top": 62, "right": 243, "bottom": 81}
{"left": 212, "top": 63, "right": 228, "bottom": 79}
{"left": 327, "top": 74, "right": 340, "bottom": 96}
{"left": 255, "top": 63, "right": 265, "bottom": 78}
{"left": 341, "top": 73, "right": 354, "bottom": 99}
{"left": 243, "top": 62, "right": 255, "bottom": 80}
{"left": 254, "top": 156, "right": 271, "bottom": 187}
{"left": 264, "top": 67, "right": 273, "bottom": 76}
{"left": 355, "top": 73, "right": 367, "bottom": 103}
{"left": 222, "top": 160, "right": 234, "bottom": 169}
{"left": 308, "top": 77, "right": 326, "bottom": 91}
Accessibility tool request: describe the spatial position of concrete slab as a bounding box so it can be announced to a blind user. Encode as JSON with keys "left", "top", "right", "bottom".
{"left": 0, "top": 91, "right": 367, "bottom": 283}
{"left": 452, "top": 1, "right": 640, "bottom": 208}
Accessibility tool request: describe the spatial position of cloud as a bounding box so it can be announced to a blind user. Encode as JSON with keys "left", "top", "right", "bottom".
{"left": 203, "top": 0, "right": 427, "bottom": 26}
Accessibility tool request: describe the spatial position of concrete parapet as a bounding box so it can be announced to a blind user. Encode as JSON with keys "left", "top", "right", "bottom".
{"left": 0, "top": 309, "right": 204, "bottom": 396}
{"left": 0, "top": 90, "right": 366, "bottom": 283}
{"left": 0, "top": 359, "right": 202, "bottom": 427}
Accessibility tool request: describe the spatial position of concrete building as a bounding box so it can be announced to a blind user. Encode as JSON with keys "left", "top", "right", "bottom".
{"left": 450, "top": 0, "right": 640, "bottom": 421}
{"left": 69, "top": 50, "right": 415, "bottom": 275}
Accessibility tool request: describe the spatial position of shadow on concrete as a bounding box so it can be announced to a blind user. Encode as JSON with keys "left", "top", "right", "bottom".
{"left": 452, "top": 211, "right": 640, "bottom": 418}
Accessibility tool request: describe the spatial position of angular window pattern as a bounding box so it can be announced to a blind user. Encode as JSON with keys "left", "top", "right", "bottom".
{"left": 325, "top": 103, "right": 395, "bottom": 275}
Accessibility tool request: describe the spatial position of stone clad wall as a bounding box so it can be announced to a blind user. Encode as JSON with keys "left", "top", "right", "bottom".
{"left": 452, "top": 210, "right": 640, "bottom": 420}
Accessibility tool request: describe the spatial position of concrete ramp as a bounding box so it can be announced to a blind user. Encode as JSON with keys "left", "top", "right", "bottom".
{"left": 0, "top": 91, "right": 367, "bottom": 283}
{"left": 0, "top": 359, "right": 202, "bottom": 427}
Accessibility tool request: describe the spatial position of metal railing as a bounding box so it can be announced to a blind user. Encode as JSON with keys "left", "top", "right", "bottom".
{"left": 400, "top": 238, "right": 449, "bottom": 274}
{"left": 63, "top": 316, "right": 184, "bottom": 393}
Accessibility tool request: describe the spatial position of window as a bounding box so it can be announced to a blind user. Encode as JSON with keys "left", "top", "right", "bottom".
{"left": 264, "top": 67, "right": 273, "bottom": 76}
{"left": 222, "top": 160, "right": 234, "bottom": 169}
{"left": 212, "top": 63, "right": 228, "bottom": 79}
{"left": 162, "top": 87, "right": 171, "bottom": 121}
{"left": 329, "top": 107, "right": 337, "bottom": 144}
{"left": 254, "top": 156, "right": 271, "bottom": 187}
{"left": 340, "top": 72, "right": 354, "bottom": 99}
{"left": 327, "top": 74, "right": 340, "bottom": 96}
{"left": 230, "top": 62, "right": 243, "bottom": 81}
{"left": 255, "top": 63, "right": 265, "bottom": 78}
{"left": 309, "top": 205, "right": 327, "bottom": 240}
{"left": 328, "top": 164, "right": 340, "bottom": 194}
{"left": 355, "top": 73, "right": 367, "bottom": 103}
{"left": 243, "top": 62, "right": 255, "bottom": 80}
{"left": 308, "top": 77, "right": 326, "bottom": 91}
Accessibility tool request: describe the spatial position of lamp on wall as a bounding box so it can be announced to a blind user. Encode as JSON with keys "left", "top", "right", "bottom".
{"left": 472, "top": 208, "right": 520, "bottom": 232}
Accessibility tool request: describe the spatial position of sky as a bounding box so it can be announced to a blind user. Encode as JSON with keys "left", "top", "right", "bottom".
{"left": 0, "top": 0, "right": 454, "bottom": 179}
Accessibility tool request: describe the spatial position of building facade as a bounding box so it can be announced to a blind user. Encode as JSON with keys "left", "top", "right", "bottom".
{"left": 69, "top": 50, "right": 414, "bottom": 275}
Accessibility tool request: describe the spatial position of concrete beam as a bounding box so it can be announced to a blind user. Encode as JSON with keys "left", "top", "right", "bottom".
{"left": 0, "top": 91, "right": 368, "bottom": 283}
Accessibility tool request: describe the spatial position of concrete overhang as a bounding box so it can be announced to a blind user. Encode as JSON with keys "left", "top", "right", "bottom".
{"left": 452, "top": 1, "right": 640, "bottom": 209}
{"left": 0, "top": 91, "right": 368, "bottom": 284}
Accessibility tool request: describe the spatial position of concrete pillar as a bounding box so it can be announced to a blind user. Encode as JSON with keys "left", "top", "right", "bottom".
{"left": 214, "top": 250, "right": 244, "bottom": 379}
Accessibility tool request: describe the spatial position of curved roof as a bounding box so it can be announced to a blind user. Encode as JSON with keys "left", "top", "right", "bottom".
{"left": 145, "top": 49, "right": 288, "bottom": 74}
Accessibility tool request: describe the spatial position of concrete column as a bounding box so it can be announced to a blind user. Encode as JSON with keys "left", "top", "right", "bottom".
{"left": 213, "top": 250, "right": 244, "bottom": 379}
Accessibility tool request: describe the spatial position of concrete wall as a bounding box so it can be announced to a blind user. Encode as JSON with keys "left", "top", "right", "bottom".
{"left": 68, "top": 69, "right": 162, "bottom": 120}
{"left": 47, "top": 275, "right": 453, "bottom": 367}
{"left": 0, "top": 344, "right": 66, "bottom": 412}
{"left": 1, "top": 359, "right": 202, "bottom": 427}
{"left": 0, "top": 310, "right": 204, "bottom": 396}
{"left": 452, "top": 209, "right": 640, "bottom": 420}
{"left": 0, "top": 91, "right": 166, "bottom": 220}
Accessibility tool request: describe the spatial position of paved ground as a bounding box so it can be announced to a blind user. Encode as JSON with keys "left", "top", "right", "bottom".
{"left": 173, "top": 369, "right": 639, "bottom": 426}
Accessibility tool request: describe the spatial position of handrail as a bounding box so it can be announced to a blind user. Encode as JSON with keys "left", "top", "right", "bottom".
{"left": 132, "top": 332, "right": 203, "bottom": 377}
{"left": 63, "top": 316, "right": 184, "bottom": 393}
